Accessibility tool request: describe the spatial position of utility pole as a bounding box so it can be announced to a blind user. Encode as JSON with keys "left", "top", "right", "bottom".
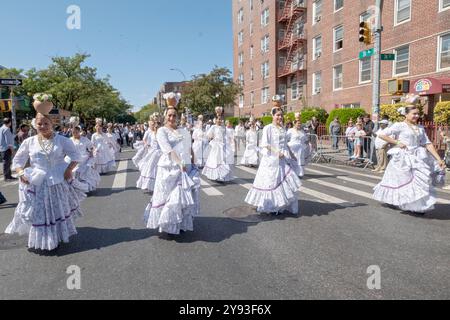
{"left": 10, "top": 86, "right": 17, "bottom": 135}
{"left": 372, "top": 0, "right": 384, "bottom": 128}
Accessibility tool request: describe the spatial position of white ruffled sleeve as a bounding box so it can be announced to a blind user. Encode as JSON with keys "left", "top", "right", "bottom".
{"left": 157, "top": 128, "right": 173, "bottom": 155}
{"left": 419, "top": 127, "right": 432, "bottom": 145}
{"left": 62, "top": 136, "right": 81, "bottom": 162}
{"left": 12, "top": 137, "right": 31, "bottom": 170}
{"left": 381, "top": 122, "right": 402, "bottom": 138}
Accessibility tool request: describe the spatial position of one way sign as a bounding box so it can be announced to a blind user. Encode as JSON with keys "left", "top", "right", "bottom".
{"left": 0, "top": 78, "right": 23, "bottom": 86}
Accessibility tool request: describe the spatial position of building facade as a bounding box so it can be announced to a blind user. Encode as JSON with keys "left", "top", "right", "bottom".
{"left": 233, "top": 0, "right": 450, "bottom": 118}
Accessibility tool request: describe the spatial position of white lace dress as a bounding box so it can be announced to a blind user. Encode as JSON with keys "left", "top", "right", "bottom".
{"left": 287, "top": 128, "right": 311, "bottom": 177}
{"left": 132, "top": 129, "right": 151, "bottom": 167}
{"left": 245, "top": 124, "right": 302, "bottom": 214}
{"left": 144, "top": 127, "right": 200, "bottom": 235}
{"left": 136, "top": 131, "right": 162, "bottom": 192}
{"left": 5, "top": 135, "right": 85, "bottom": 251}
{"left": 69, "top": 137, "right": 101, "bottom": 192}
{"left": 192, "top": 126, "right": 209, "bottom": 167}
{"left": 373, "top": 122, "right": 438, "bottom": 213}
{"left": 241, "top": 129, "right": 259, "bottom": 166}
{"left": 91, "top": 133, "right": 116, "bottom": 174}
{"left": 202, "top": 125, "right": 234, "bottom": 182}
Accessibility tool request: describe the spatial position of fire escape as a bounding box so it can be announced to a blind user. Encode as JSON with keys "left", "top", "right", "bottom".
{"left": 277, "top": 0, "right": 307, "bottom": 82}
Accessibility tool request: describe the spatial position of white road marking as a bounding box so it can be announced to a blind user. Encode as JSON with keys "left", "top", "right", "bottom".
{"left": 200, "top": 178, "right": 224, "bottom": 196}
{"left": 310, "top": 163, "right": 383, "bottom": 181}
{"left": 112, "top": 160, "right": 128, "bottom": 190}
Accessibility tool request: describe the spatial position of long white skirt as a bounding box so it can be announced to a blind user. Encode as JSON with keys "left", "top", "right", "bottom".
{"left": 144, "top": 165, "right": 200, "bottom": 235}
{"left": 192, "top": 140, "right": 209, "bottom": 167}
{"left": 288, "top": 142, "right": 311, "bottom": 177}
{"left": 136, "top": 148, "right": 162, "bottom": 192}
{"left": 245, "top": 156, "right": 301, "bottom": 214}
{"left": 202, "top": 141, "right": 233, "bottom": 182}
{"left": 5, "top": 180, "right": 85, "bottom": 251}
{"left": 94, "top": 144, "right": 116, "bottom": 174}
{"left": 241, "top": 144, "right": 259, "bottom": 166}
{"left": 132, "top": 141, "right": 147, "bottom": 167}
{"left": 373, "top": 147, "right": 437, "bottom": 213}
{"left": 75, "top": 159, "right": 101, "bottom": 192}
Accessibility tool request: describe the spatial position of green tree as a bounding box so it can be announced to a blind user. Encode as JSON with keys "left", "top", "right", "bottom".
{"left": 134, "top": 104, "right": 160, "bottom": 123}
{"left": 182, "top": 67, "right": 242, "bottom": 116}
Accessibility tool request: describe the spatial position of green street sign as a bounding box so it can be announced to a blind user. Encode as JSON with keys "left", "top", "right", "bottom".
{"left": 381, "top": 54, "right": 396, "bottom": 61}
{"left": 359, "top": 48, "right": 374, "bottom": 59}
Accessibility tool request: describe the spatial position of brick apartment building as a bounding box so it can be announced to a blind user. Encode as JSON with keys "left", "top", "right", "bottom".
{"left": 232, "top": 0, "right": 450, "bottom": 118}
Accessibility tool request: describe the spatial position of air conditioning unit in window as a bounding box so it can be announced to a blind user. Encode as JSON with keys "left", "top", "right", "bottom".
{"left": 315, "top": 15, "right": 322, "bottom": 23}
{"left": 315, "top": 51, "right": 322, "bottom": 58}
{"left": 315, "top": 88, "right": 321, "bottom": 94}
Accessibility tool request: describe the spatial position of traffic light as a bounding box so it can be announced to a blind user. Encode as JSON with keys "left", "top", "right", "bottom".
{"left": 359, "top": 22, "right": 372, "bottom": 45}
{"left": 387, "top": 79, "right": 411, "bottom": 95}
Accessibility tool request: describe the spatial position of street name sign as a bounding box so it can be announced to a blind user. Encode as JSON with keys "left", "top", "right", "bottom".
{"left": 0, "top": 78, "right": 22, "bottom": 86}
{"left": 359, "top": 48, "right": 374, "bottom": 60}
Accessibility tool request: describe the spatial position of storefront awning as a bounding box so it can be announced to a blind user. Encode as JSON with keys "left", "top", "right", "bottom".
{"left": 410, "top": 77, "right": 450, "bottom": 95}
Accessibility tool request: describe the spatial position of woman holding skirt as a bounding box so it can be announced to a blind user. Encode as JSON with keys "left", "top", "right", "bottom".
{"left": 192, "top": 115, "right": 208, "bottom": 168}
{"left": 245, "top": 96, "right": 301, "bottom": 215}
{"left": 287, "top": 113, "right": 311, "bottom": 178}
{"left": 373, "top": 96, "right": 446, "bottom": 213}
{"left": 136, "top": 113, "right": 162, "bottom": 193}
{"left": 202, "top": 107, "right": 234, "bottom": 182}
{"left": 69, "top": 126, "right": 101, "bottom": 192}
{"left": 91, "top": 120, "right": 116, "bottom": 174}
{"left": 144, "top": 92, "right": 200, "bottom": 235}
{"left": 132, "top": 118, "right": 154, "bottom": 167}
{"left": 241, "top": 118, "right": 259, "bottom": 167}
{"left": 5, "top": 94, "right": 85, "bottom": 251}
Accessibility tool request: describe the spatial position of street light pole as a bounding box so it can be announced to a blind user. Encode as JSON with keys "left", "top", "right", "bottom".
{"left": 372, "top": 0, "right": 384, "bottom": 126}
{"left": 170, "top": 68, "right": 187, "bottom": 81}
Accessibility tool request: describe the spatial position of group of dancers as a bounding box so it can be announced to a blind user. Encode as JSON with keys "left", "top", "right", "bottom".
{"left": 3, "top": 92, "right": 447, "bottom": 252}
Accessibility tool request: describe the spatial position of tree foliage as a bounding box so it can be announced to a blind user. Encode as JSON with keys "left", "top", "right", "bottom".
{"left": 434, "top": 101, "right": 450, "bottom": 125}
{"left": 134, "top": 104, "right": 160, "bottom": 123}
{"left": 182, "top": 67, "right": 242, "bottom": 116}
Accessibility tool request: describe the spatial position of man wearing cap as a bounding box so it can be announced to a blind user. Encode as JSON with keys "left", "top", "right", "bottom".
{"left": 372, "top": 119, "right": 390, "bottom": 173}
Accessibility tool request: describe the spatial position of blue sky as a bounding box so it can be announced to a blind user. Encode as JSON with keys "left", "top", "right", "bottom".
{"left": 1, "top": 0, "right": 233, "bottom": 111}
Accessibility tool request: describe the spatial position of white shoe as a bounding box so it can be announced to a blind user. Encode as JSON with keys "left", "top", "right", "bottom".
{"left": 443, "top": 185, "right": 450, "bottom": 190}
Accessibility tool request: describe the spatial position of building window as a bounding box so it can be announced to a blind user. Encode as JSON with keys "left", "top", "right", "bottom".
{"left": 261, "top": 61, "right": 269, "bottom": 79}
{"left": 359, "top": 57, "right": 372, "bottom": 83}
{"left": 279, "top": 84, "right": 287, "bottom": 97}
{"left": 313, "top": 35, "right": 322, "bottom": 60}
{"left": 334, "top": 25, "right": 344, "bottom": 52}
{"left": 312, "top": 72, "right": 322, "bottom": 94}
{"left": 333, "top": 65, "right": 343, "bottom": 90}
{"left": 249, "top": 0, "right": 254, "bottom": 11}
{"left": 239, "top": 94, "right": 244, "bottom": 108}
{"left": 238, "top": 73, "right": 244, "bottom": 86}
{"left": 238, "top": 31, "right": 244, "bottom": 46}
{"left": 313, "top": 0, "right": 323, "bottom": 24}
{"left": 360, "top": 11, "right": 371, "bottom": 23}
{"left": 291, "top": 82, "right": 300, "bottom": 100}
{"left": 293, "top": 19, "right": 304, "bottom": 37}
{"left": 395, "top": 0, "right": 411, "bottom": 25}
{"left": 342, "top": 103, "right": 361, "bottom": 109}
{"left": 440, "top": 0, "right": 450, "bottom": 11}
{"left": 261, "top": 87, "right": 270, "bottom": 104}
{"left": 238, "top": 8, "right": 244, "bottom": 24}
{"left": 438, "top": 33, "right": 450, "bottom": 70}
{"left": 250, "top": 45, "right": 254, "bottom": 59}
{"left": 261, "top": 35, "right": 269, "bottom": 53}
{"left": 238, "top": 52, "right": 244, "bottom": 68}
{"left": 250, "top": 91, "right": 255, "bottom": 105}
{"left": 334, "top": 0, "right": 344, "bottom": 12}
{"left": 250, "top": 22, "right": 253, "bottom": 36}
{"left": 393, "top": 45, "right": 409, "bottom": 76}
{"left": 261, "top": 8, "right": 269, "bottom": 26}
{"left": 250, "top": 68, "right": 254, "bottom": 81}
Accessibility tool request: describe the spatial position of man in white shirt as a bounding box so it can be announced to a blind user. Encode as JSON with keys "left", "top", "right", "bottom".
{"left": 372, "top": 120, "right": 390, "bottom": 173}
{"left": 235, "top": 120, "right": 246, "bottom": 152}
{"left": 0, "top": 118, "right": 16, "bottom": 181}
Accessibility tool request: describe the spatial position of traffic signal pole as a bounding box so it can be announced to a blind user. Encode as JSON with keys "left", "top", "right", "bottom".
{"left": 372, "top": 0, "right": 384, "bottom": 126}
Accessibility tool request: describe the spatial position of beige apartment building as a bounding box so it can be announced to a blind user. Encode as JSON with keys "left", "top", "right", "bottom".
{"left": 232, "top": 0, "right": 450, "bottom": 118}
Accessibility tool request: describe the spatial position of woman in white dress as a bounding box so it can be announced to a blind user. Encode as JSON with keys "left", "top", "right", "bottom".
{"left": 192, "top": 115, "right": 208, "bottom": 168}
{"left": 225, "top": 120, "right": 236, "bottom": 166}
{"left": 5, "top": 95, "right": 85, "bottom": 251}
{"left": 132, "top": 117, "right": 155, "bottom": 167}
{"left": 373, "top": 99, "right": 446, "bottom": 213}
{"left": 136, "top": 114, "right": 162, "bottom": 193}
{"left": 106, "top": 124, "right": 120, "bottom": 160}
{"left": 144, "top": 92, "right": 200, "bottom": 235}
{"left": 70, "top": 126, "right": 101, "bottom": 192}
{"left": 287, "top": 113, "right": 311, "bottom": 178}
{"left": 202, "top": 107, "right": 234, "bottom": 182}
{"left": 91, "top": 120, "right": 116, "bottom": 174}
{"left": 245, "top": 96, "right": 301, "bottom": 215}
{"left": 241, "top": 118, "right": 259, "bottom": 167}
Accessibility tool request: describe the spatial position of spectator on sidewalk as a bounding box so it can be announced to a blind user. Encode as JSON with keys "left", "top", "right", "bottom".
{"left": 16, "top": 124, "right": 29, "bottom": 146}
{"left": 329, "top": 117, "right": 342, "bottom": 150}
{"left": 439, "top": 127, "right": 450, "bottom": 190}
{"left": 363, "top": 114, "right": 375, "bottom": 158}
{"left": 308, "top": 116, "right": 320, "bottom": 152}
{"left": 0, "top": 118, "right": 16, "bottom": 181}
{"left": 351, "top": 123, "right": 366, "bottom": 161}
{"left": 372, "top": 120, "right": 390, "bottom": 173}
{"left": 345, "top": 119, "right": 357, "bottom": 159}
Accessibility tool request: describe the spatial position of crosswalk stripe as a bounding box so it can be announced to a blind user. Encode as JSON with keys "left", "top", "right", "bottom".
{"left": 200, "top": 178, "right": 224, "bottom": 196}
{"left": 299, "top": 187, "right": 351, "bottom": 206}
{"left": 112, "top": 160, "right": 128, "bottom": 190}
{"left": 306, "top": 168, "right": 376, "bottom": 187}
{"left": 307, "top": 178, "right": 374, "bottom": 200}
{"left": 310, "top": 163, "right": 383, "bottom": 181}
{"left": 234, "top": 178, "right": 253, "bottom": 190}
{"left": 236, "top": 165, "right": 258, "bottom": 175}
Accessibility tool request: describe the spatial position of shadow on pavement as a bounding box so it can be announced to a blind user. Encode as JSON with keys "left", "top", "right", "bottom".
{"left": 89, "top": 187, "right": 138, "bottom": 197}
{"left": 400, "top": 204, "right": 450, "bottom": 221}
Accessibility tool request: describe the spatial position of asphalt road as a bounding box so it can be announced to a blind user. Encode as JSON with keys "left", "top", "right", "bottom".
{"left": 0, "top": 148, "right": 449, "bottom": 300}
